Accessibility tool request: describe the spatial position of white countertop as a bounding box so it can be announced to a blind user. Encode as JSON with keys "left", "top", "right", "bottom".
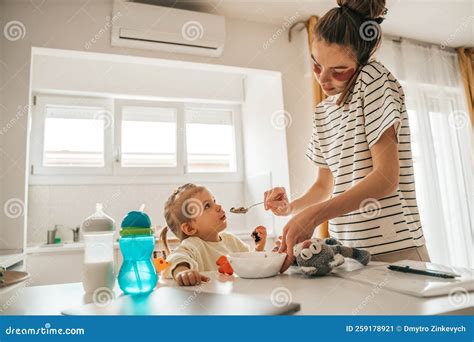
{"left": 1, "top": 266, "right": 472, "bottom": 315}
{"left": 0, "top": 250, "right": 24, "bottom": 268}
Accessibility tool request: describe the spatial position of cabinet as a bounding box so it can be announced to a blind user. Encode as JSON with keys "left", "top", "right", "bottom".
{"left": 26, "top": 250, "right": 84, "bottom": 286}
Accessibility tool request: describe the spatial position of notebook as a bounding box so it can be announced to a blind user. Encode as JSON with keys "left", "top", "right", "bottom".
{"left": 62, "top": 287, "right": 301, "bottom": 315}
{"left": 332, "top": 259, "right": 474, "bottom": 297}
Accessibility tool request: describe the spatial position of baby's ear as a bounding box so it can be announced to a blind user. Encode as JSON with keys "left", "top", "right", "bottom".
{"left": 180, "top": 222, "right": 197, "bottom": 236}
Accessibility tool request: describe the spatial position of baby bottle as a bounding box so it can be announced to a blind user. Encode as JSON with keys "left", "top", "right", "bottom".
{"left": 81, "top": 203, "right": 116, "bottom": 294}
{"left": 118, "top": 205, "right": 157, "bottom": 294}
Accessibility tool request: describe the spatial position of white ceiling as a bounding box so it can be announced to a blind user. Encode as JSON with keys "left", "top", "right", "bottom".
{"left": 147, "top": 0, "right": 474, "bottom": 48}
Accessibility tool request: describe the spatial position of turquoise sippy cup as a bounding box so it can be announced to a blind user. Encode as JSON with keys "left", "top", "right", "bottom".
{"left": 117, "top": 206, "right": 157, "bottom": 294}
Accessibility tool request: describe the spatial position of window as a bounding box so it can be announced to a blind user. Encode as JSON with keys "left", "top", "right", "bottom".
{"left": 30, "top": 95, "right": 113, "bottom": 176}
{"left": 185, "top": 108, "right": 236, "bottom": 173}
{"left": 121, "top": 106, "right": 177, "bottom": 168}
{"left": 43, "top": 105, "right": 106, "bottom": 167}
{"left": 377, "top": 38, "right": 473, "bottom": 267}
{"left": 31, "top": 95, "right": 242, "bottom": 182}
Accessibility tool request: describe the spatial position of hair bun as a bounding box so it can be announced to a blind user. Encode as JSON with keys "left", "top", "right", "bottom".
{"left": 336, "top": 0, "right": 387, "bottom": 19}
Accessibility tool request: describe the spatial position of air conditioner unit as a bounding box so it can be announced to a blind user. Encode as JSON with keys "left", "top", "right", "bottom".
{"left": 111, "top": 0, "right": 225, "bottom": 57}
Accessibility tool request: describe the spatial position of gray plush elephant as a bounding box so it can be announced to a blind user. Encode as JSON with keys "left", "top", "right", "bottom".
{"left": 293, "top": 237, "right": 371, "bottom": 276}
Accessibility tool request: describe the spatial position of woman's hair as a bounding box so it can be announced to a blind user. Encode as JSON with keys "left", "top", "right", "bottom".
{"left": 159, "top": 183, "right": 206, "bottom": 257}
{"left": 314, "top": 0, "right": 387, "bottom": 105}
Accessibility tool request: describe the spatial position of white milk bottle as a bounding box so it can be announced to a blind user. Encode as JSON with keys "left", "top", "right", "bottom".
{"left": 81, "top": 203, "right": 116, "bottom": 294}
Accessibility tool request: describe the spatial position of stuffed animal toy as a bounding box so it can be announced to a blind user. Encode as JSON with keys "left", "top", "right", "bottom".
{"left": 293, "top": 237, "right": 371, "bottom": 276}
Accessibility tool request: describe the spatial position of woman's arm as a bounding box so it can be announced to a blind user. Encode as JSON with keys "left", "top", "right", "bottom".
{"left": 290, "top": 167, "right": 334, "bottom": 215}
{"left": 312, "top": 126, "right": 399, "bottom": 223}
{"left": 279, "top": 126, "right": 399, "bottom": 271}
{"left": 264, "top": 167, "right": 333, "bottom": 216}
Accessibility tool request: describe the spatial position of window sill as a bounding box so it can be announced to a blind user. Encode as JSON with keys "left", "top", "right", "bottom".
{"left": 28, "top": 173, "right": 244, "bottom": 185}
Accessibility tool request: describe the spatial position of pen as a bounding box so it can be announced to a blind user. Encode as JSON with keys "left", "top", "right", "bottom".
{"left": 387, "top": 265, "right": 461, "bottom": 279}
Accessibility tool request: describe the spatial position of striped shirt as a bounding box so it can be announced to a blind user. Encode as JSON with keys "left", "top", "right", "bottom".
{"left": 306, "top": 60, "right": 425, "bottom": 256}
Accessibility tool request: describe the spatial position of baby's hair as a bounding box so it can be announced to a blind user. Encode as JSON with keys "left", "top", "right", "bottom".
{"left": 315, "top": 0, "right": 387, "bottom": 106}
{"left": 159, "top": 183, "right": 206, "bottom": 257}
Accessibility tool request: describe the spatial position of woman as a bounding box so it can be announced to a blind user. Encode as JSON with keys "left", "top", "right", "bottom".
{"left": 264, "top": 0, "right": 430, "bottom": 272}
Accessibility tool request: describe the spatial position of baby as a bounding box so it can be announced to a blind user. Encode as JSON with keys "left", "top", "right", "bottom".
{"left": 160, "top": 183, "right": 267, "bottom": 286}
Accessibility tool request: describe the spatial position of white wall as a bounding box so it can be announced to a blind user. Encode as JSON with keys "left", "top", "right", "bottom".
{"left": 242, "top": 74, "right": 291, "bottom": 232}
{"left": 27, "top": 182, "right": 246, "bottom": 245}
{"left": 31, "top": 53, "right": 245, "bottom": 103}
{"left": 1, "top": 0, "right": 315, "bottom": 249}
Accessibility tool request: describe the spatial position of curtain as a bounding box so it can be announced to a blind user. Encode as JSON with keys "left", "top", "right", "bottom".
{"left": 377, "top": 38, "right": 473, "bottom": 268}
{"left": 457, "top": 47, "right": 474, "bottom": 126}
{"left": 307, "top": 16, "right": 329, "bottom": 239}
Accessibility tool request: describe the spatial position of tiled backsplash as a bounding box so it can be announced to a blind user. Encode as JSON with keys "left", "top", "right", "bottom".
{"left": 27, "top": 183, "right": 247, "bottom": 245}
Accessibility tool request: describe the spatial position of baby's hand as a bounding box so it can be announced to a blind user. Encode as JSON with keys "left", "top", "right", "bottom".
{"left": 252, "top": 226, "right": 267, "bottom": 251}
{"left": 272, "top": 235, "right": 283, "bottom": 252}
{"left": 175, "top": 269, "right": 210, "bottom": 286}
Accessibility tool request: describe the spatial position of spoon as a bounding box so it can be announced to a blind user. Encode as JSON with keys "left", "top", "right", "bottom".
{"left": 230, "top": 201, "right": 264, "bottom": 214}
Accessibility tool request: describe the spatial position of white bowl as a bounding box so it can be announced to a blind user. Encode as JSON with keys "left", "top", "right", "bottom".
{"left": 227, "top": 251, "right": 286, "bottom": 279}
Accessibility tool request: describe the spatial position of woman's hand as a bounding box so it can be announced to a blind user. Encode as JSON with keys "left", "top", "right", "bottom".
{"left": 278, "top": 204, "right": 323, "bottom": 272}
{"left": 174, "top": 267, "right": 210, "bottom": 286}
{"left": 264, "top": 187, "right": 291, "bottom": 216}
{"left": 272, "top": 235, "right": 283, "bottom": 252}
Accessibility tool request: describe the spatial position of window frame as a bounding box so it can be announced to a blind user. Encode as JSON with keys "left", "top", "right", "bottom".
{"left": 114, "top": 99, "right": 184, "bottom": 176}
{"left": 30, "top": 94, "right": 114, "bottom": 176}
{"left": 183, "top": 102, "right": 244, "bottom": 181}
{"left": 29, "top": 95, "right": 244, "bottom": 184}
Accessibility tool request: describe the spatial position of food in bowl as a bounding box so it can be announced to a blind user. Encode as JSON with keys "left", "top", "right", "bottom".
{"left": 227, "top": 251, "right": 286, "bottom": 278}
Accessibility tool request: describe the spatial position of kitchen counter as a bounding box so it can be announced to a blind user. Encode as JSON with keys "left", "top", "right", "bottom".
{"left": 0, "top": 250, "right": 24, "bottom": 268}
{"left": 1, "top": 266, "right": 472, "bottom": 315}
